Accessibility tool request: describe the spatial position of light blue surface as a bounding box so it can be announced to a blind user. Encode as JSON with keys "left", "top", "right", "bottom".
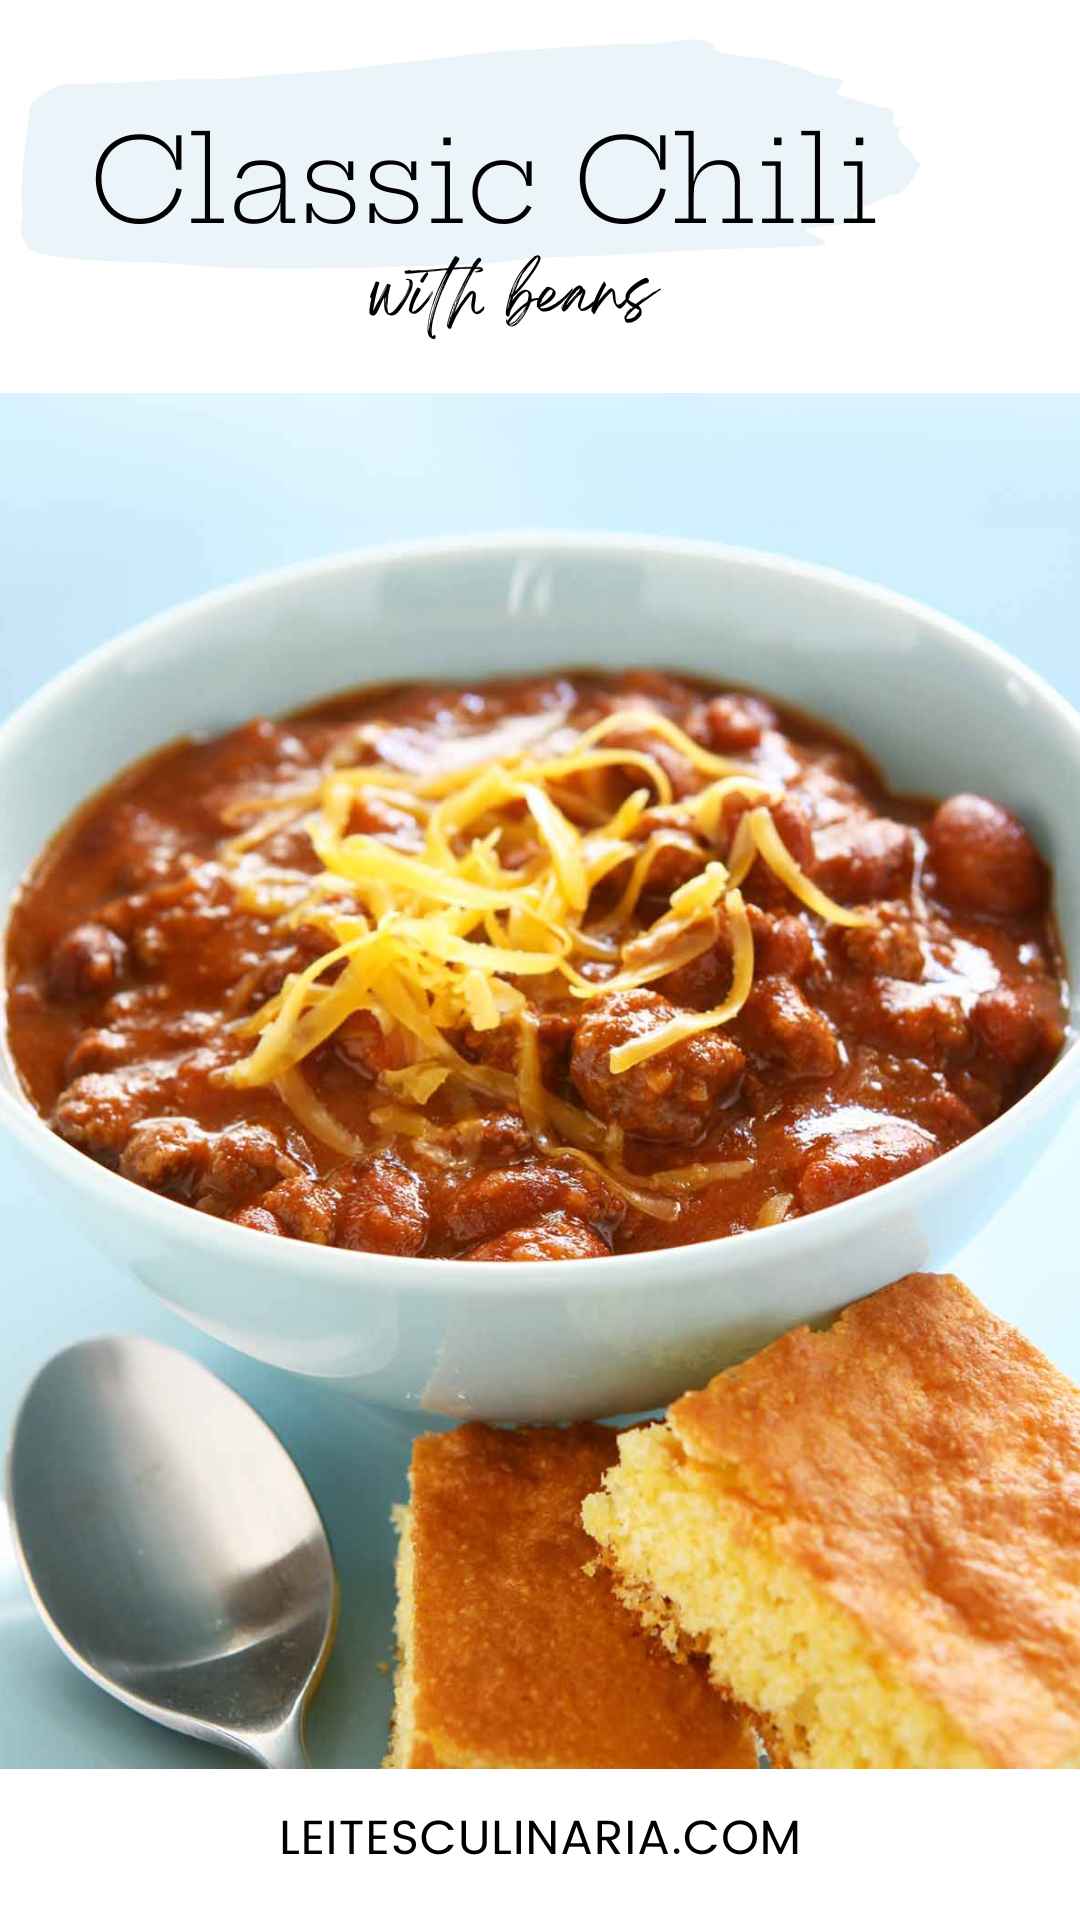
{"left": 1, "top": 395, "right": 1079, "bottom": 1767}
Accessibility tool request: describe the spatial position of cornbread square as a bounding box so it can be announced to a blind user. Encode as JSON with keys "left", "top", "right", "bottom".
{"left": 387, "top": 1421, "right": 757, "bottom": 1769}
{"left": 583, "top": 1272, "right": 1080, "bottom": 1769}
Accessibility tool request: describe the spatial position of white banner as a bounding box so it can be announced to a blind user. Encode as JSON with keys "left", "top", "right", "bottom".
{"left": 3, "top": 1765, "right": 1069, "bottom": 1916}
{"left": 1, "top": 0, "right": 1078, "bottom": 390}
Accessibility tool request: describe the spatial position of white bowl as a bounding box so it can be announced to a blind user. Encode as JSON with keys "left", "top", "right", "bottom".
{"left": 2, "top": 535, "right": 1078, "bottom": 1420}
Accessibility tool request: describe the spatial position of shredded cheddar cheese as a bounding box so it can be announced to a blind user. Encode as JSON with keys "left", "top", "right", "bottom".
{"left": 607, "top": 890, "right": 756, "bottom": 1073}
{"left": 222, "top": 703, "right": 870, "bottom": 1210}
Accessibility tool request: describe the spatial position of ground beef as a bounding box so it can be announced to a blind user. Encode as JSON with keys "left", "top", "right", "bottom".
{"left": 71, "top": 799, "right": 187, "bottom": 893}
{"left": 443, "top": 1159, "right": 625, "bottom": 1245}
{"left": 66, "top": 996, "right": 218, "bottom": 1063}
{"left": 116, "top": 1114, "right": 303, "bottom": 1212}
{"left": 839, "top": 978, "right": 972, "bottom": 1065}
{"left": 663, "top": 906, "right": 811, "bottom": 1007}
{"left": 812, "top": 815, "right": 914, "bottom": 905}
{"left": 691, "top": 692, "right": 778, "bottom": 753}
{"left": 459, "top": 1008, "right": 577, "bottom": 1081}
{"left": 832, "top": 901, "right": 924, "bottom": 979}
{"left": 570, "top": 988, "right": 745, "bottom": 1143}
{"left": 601, "top": 724, "right": 698, "bottom": 800}
{"left": 437, "top": 1111, "right": 534, "bottom": 1164}
{"left": 118, "top": 1117, "right": 211, "bottom": 1198}
{"left": 736, "top": 978, "right": 840, "bottom": 1075}
{"left": 626, "top": 821, "right": 707, "bottom": 901}
{"left": 725, "top": 792, "right": 816, "bottom": 910}
{"left": 102, "top": 866, "right": 275, "bottom": 995}
{"left": 919, "top": 1086, "right": 982, "bottom": 1146}
{"left": 263, "top": 1173, "right": 339, "bottom": 1244}
{"left": 333, "top": 1009, "right": 413, "bottom": 1078}
{"left": 660, "top": 929, "right": 732, "bottom": 1010}
{"left": 201, "top": 1122, "right": 305, "bottom": 1204}
{"left": 224, "top": 926, "right": 335, "bottom": 1017}
{"left": 465, "top": 1210, "right": 610, "bottom": 1261}
{"left": 50, "top": 1042, "right": 246, "bottom": 1170}
{"left": 942, "top": 1068, "right": 1001, "bottom": 1127}
{"left": 231, "top": 1204, "right": 284, "bottom": 1235}
{"left": 51, "top": 1052, "right": 212, "bottom": 1162}
{"left": 64, "top": 1027, "right": 134, "bottom": 1080}
{"left": 748, "top": 908, "right": 815, "bottom": 979}
{"left": 334, "top": 1152, "right": 430, "bottom": 1255}
{"left": 196, "top": 721, "right": 311, "bottom": 829}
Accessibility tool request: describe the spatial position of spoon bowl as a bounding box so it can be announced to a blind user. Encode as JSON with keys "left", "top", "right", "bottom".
{"left": 6, "top": 1337, "right": 337, "bottom": 1767}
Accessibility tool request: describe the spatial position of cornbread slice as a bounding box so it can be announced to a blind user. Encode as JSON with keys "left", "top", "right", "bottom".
{"left": 583, "top": 1272, "right": 1080, "bottom": 1769}
{"left": 387, "top": 1422, "right": 757, "bottom": 1768}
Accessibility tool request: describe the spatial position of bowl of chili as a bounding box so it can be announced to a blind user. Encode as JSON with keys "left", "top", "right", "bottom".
{"left": 1, "top": 535, "right": 1077, "bottom": 1417}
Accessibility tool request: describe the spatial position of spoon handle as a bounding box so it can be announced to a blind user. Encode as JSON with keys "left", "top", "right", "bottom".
{"left": 248, "top": 1719, "right": 311, "bottom": 1769}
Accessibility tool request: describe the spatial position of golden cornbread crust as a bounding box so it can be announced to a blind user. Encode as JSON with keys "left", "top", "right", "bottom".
{"left": 388, "top": 1421, "right": 757, "bottom": 1769}
{"left": 587, "top": 1273, "right": 1080, "bottom": 1768}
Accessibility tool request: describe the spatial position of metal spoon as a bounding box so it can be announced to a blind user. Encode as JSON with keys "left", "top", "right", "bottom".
{"left": 6, "top": 1336, "right": 337, "bottom": 1768}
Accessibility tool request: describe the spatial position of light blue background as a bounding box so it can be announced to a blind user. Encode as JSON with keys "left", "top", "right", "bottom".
{"left": 1, "top": 396, "right": 1078, "bottom": 1766}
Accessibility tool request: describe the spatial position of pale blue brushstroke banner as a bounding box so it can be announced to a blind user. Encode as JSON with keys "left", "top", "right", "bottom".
{"left": 23, "top": 42, "right": 916, "bottom": 266}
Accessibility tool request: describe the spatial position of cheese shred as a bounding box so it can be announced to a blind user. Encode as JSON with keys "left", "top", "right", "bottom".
{"left": 222, "top": 700, "right": 871, "bottom": 1211}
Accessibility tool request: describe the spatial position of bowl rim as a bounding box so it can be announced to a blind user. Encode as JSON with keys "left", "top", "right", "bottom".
{"left": 2, "top": 527, "right": 1078, "bottom": 1301}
